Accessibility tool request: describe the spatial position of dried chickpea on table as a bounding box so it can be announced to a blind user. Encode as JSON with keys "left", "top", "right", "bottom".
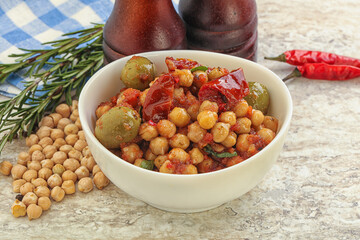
{"left": 0, "top": 101, "right": 110, "bottom": 220}
{"left": 94, "top": 56, "right": 279, "bottom": 174}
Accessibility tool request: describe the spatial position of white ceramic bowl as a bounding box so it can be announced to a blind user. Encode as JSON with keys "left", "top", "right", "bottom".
{"left": 79, "top": 50, "right": 292, "bottom": 213}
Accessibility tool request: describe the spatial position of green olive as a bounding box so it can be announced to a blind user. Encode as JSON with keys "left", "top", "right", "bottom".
{"left": 244, "top": 82, "right": 270, "bottom": 114}
{"left": 95, "top": 106, "right": 141, "bottom": 149}
{"left": 120, "top": 56, "right": 155, "bottom": 91}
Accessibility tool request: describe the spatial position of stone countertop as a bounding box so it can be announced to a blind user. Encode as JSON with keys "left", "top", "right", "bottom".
{"left": 1, "top": 0, "right": 359, "bottom": 239}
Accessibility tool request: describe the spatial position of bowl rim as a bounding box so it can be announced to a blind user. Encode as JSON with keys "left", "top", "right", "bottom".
{"left": 79, "top": 49, "right": 293, "bottom": 179}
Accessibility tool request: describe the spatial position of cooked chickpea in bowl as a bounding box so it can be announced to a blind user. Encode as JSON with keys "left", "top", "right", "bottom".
{"left": 79, "top": 50, "right": 292, "bottom": 212}
{"left": 94, "top": 56, "right": 278, "bottom": 174}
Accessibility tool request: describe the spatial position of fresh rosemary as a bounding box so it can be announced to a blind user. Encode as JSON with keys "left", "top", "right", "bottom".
{"left": 0, "top": 23, "right": 104, "bottom": 153}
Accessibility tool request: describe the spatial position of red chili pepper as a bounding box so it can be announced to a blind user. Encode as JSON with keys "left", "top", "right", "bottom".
{"left": 265, "top": 50, "right": 360, "bottom": 67}
{"left": 283, "top": 63, "right": 360, "bottom": 81}
{"left": 198, "top": 68, "right": 249, "bottom": 110}
{"left": 142, "top": 73, "right": 176, "bottom": 122}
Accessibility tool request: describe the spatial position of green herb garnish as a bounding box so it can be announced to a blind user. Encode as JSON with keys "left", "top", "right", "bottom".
{"left": 204, "top": 145, "right": 237, "bottom": 158}
{"left": 140, "top": 160, "right": 154, "bottom": 170}
{"left": 190, "top": 65, "right": 208, "bottom": 73}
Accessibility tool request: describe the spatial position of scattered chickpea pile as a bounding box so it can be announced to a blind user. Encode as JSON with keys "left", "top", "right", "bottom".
{"left": 0, "top": 101, "right": 110, "bottom": 220}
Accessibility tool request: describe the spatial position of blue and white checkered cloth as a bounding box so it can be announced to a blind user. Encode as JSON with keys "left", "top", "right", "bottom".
{"left": 0, "top": 0, "right": 179, "bottom": 97}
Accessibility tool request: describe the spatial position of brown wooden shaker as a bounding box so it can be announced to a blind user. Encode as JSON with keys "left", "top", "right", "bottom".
{"left": 179, "top": 0, "right": 258, "bottom": 61}
{"left": 103, "top": 0, "right": 187, "bottom": 64}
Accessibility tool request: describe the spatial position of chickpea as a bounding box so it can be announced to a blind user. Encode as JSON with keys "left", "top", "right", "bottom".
{"left": 22, "top": 169, "right": 38, "bottom": 182}
{"left": 62, "top": 170, "right": 77, "bottom": 182}
{"left": 208, "top": 67, "right": 228, "bottom": 80}
{"left": 59, "top": 144, "right": 72, "bottom": 154}
{"left": 53, "top": 138, "right": 67, "bottom": 149}
{"left": 57, "top": 118, "right": 72, "bottom": 130}
{"left": 75, "top": 166, "right": 90, "bottom": 180}
{"left": 235, "top": 117, "right": 252, "bottom": 134}
{"left": 139, "top": 122, "right": 158, "bottom": 141}
{"left": 17, "top": 151, "right": 30, "bottom": 166}
{"left": 55, "top": 103, "right": 71, "bottom": 118}
{"left": 154, "top": 155, "right": 167, "bottom": 169}
{"left": 65, "top": 134, "right": 79, "bottom": 146}
{"left": 26, "top": 134, "right": 39, "bottom": 147}
{"left": 31, "top": 149, "right": 45, "bottom": 162}
{"left": 144, "top": 149, "right": 157, "bottom": 161}
{"left": 159, "top": 160, "right": 175, "bottom": 174}
{"left": 187, "top": 101, "right": 200, "bottom": 121}
{"left": 139, "top": 88, "right": 149, "bottom": 106}
{"left": 81, "top": 156, "right": 96, "bottom": 172}
{"left": 157, "top": 119, "right": 177, "bottom": 138}
{"left": 52, "top": 163, "right": 66, "bottom": 176}
{"left": 40, "top": 159, "right": 54, "bottom": 169}
{"left": 78, "top": 130, "right": 86, "bottom": 141}
{"left": 189, "top": 148, "right": 204, "bottom": 165}
{"left": 68, "top": 150, "right": 82, "bottom": 161}
{"left": 38, "top": 197, "right": 51, "bottom": 211}
{"left": 73, "top": 139, "right": 87, "bottom": 152}
{"left": 211, "top": 143, "right": 225, "bottom": 152}
{"left": 50, "top": 128, "right": 65, "bottom": 140}
{"left": 168, "top": 107, "right": 191, "bottom": 128}
{"left": 233, "top": 99, "right": 249, "bottom": 117}
{"left": 39, "top": 116, "right": 55, "bottom": 128}
{"left": 149, "top": 137, "right": 169, "bottom": 155}
{"left": 11, "top": 199, "right": 27, "bottom": 218}
{"left": 64, "top": 123, "right": 79, "bottom": 135}
{"left": 49, "top": 112, "right": 62, "bottom": 127}
{"left": 78, "top": 177, "right": 93, "bottom": 193}
{"left": 20, "top": 182, "right": 35, "bottom": 196}
{"left": 61, "top": 180, "right": 76, "bottom": 194}
{"left": 211, "top": 122, "right": 230, "bottom": 143}
{"left": 0, "top": 160, "right": 13, "bottom": 176}
{"left": 52, "top": 151, "right": 67, "bottom": 164}
{"left": 70, "top": 109, "right": 79, "bottom": 122}
{"left": 42, "top": 145, "right": 57, "bottom": 159}
{"left": 219, "top": 111, "right": 237, "bottom": 126}
{"left": 81, "top": 146, "right": 92, "bottom": 158}
{"left": 92, "top": 165, "right": 102, "bottom": 176}
{"left": 251, "top": 110, "right": 264, "bottom": 127}
{"left": 120, "top": 144, "right": 143, "bottom": 164}
{"left": 221, "top": 131, "right": 237, "bottom": 148}
{"left": 169, "top": 134, "right": 190, "bottom": 149}
{"left": 192, "top": 70, "right": 208, "bottom": 88}
{"left": 47, "top": 174, "right": 62, "bottom": 189}
{"left": 25, "top": 161, "right": 40, "bottom": 172}
{"left": 27, "top": 204, "right": 43, "bottom": 220}
{"left": 34, "top": 186, "right": 50, "bottom": 198}
{"left": 75, "top": 117, "right": 82, "bottom": 130}
{"left": 31, "top": 178, "right": 48, "bottom": 187}
{"left": 36, "top": 126, "right": 51, "bottom": 139}
{"left": 236, "top": 134, "right": 250, "bottom": 152}
{"left": 51, "top": 186, "right": 65, "bottom": 202}
{"left": 173, "top": 69, "right": 194, "bottom": 87}
{"left": 93, "top": 172, "right": 110, "bottom": 190}
{"left": 182, "top": 164, "right": 198, "bottom": 174}
{"left": 263, "top": 116, "right": 279, "bottom": 133}
{"left": 13, "top": 179, "right": 26, "bottom": 193}
{"left": 197, "top": 110, "right": 218, "bottom": 129}
{"left": 11, "top": 164, "right": 27, "bottom": 180}
{"left": 173, "top": 87, "right": 185, "bottom": 101}
{"left": 71, "top": 100, "right": 78, "bottom": 111}
{"left": 63, "top": 158, "right": 80, "bottom": 172}
{"left": 95, "top": 102, "right": 112, "bottom": 118}
{"left": 187, "top": 121, "right": 207, "bottom": 143}
{"left": 257, "top": 128, "right": 275, "bottom": 144}
{"left": 168, "top": 148, "right": 190, "bottom": 163}
{"left": 199, "top": 100, "right": 219, "bottom": 113}
{"left": 38, "top": 167, "right": 53, "bottom": 180}
{"left": 29, "top": 144, "right": 43, "bottom": 156}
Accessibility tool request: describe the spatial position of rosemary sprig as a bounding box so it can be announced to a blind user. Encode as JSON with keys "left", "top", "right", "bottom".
{"left": 0, "top": 23, "right": 104, "bottom": 154}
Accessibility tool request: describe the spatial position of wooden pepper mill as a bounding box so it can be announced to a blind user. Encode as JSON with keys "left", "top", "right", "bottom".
{"left": 179, "top": 0, "right": 258, "bottom": 61}
{"left": 103, "top": 0, "right": 187, "bottom": 64}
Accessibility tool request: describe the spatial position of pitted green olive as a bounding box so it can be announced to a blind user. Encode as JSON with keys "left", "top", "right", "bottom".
{"left": 95, "top": 106, "right": 141, "bottom": 148}
{"left": 120, "top": 56, "right": 155, "bottom": 91}
{"left": 244, "top": 82, "right": 270, "bottom": 114}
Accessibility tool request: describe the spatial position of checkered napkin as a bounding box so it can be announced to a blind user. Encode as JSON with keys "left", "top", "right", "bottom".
{"left": 0, "top": 0, "right": 180, "bottom": 98}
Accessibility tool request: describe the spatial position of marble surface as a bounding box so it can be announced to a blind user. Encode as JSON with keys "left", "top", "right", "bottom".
{"left": 1, "top": 0, "right": 360, "bottom": 239}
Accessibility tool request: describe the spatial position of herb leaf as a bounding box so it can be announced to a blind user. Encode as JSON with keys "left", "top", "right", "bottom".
{"left": 140, "top": 160, "right": 154, "bottom": 170}
{"left": 204, "top": 145, "right": 237, "bottom": 158}
{"left": 190, "top": 65, "right": 208, "bottom": 73}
